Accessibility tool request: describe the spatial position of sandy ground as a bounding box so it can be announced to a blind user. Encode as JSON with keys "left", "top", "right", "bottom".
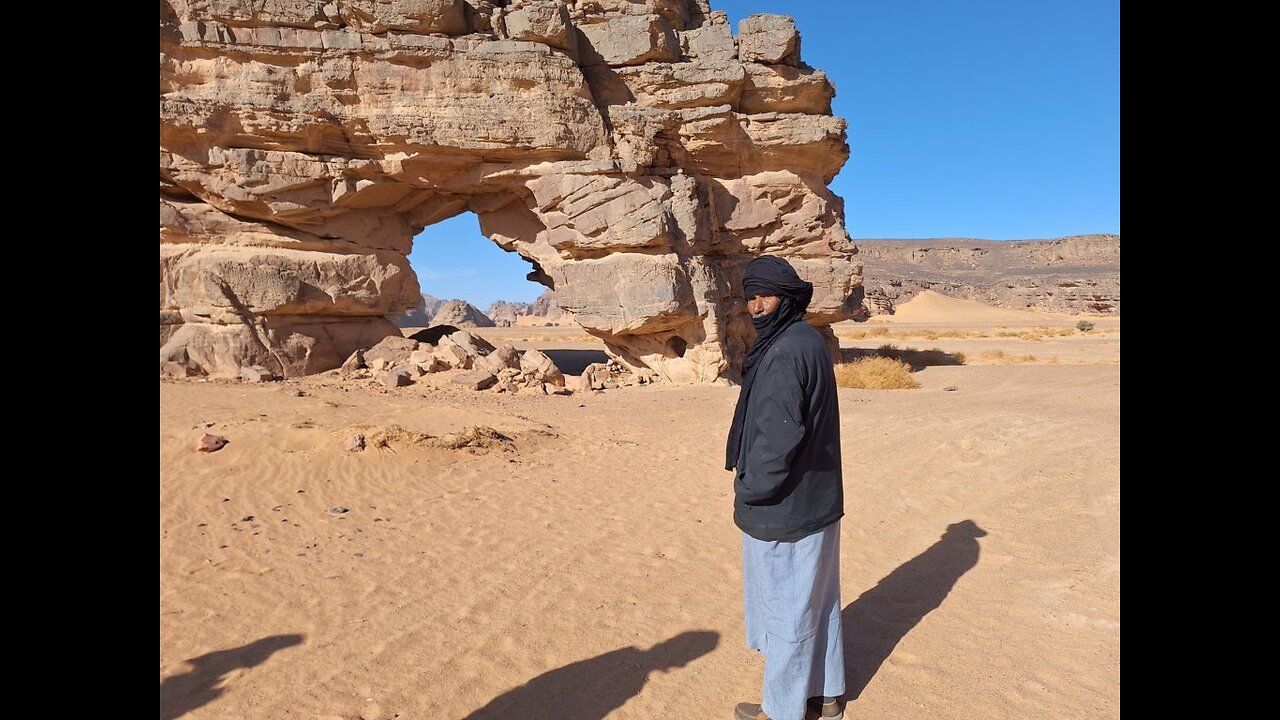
{"left": 160, "top": 295, "right": 1120, "bottom": 720}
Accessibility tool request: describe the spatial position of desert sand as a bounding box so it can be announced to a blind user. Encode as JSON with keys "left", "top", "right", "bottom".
{"left": 160, "top": 294, "right": 1120, "bottom": 720}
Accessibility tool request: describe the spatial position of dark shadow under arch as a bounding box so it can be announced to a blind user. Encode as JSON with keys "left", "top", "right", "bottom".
{"left": 542, "top": 348, "right": 609, "bottom": 376}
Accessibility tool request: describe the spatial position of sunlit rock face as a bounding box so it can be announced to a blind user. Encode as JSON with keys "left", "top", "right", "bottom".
{"left": 160, "top": 0, "right": 861, "bottom": 381}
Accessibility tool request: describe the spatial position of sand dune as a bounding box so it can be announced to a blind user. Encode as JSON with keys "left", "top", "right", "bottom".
{"left": 873, "top": 290, "right": 1090, "bottom": 324}
{"left": 160, "top": 312, "right": 1120, "bottom": 720}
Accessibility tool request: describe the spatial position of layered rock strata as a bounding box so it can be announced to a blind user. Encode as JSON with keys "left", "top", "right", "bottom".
{"left": 856, "top": 235, "right": 1120, "bottom": 315}
{"left": 160, "top": 0, "right": 861, "bottom": 381}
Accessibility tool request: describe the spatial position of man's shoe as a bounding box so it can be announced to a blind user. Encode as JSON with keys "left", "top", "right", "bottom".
{"left": 805, "top": 697, "right": 844, "bottom": 720}
{"left": 734, "top": 702, "right": 770, "bottom": 720}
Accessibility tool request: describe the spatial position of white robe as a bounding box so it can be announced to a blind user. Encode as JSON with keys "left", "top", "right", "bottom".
{"left": 742, "top": 521, "right": 846, "bottom": 720}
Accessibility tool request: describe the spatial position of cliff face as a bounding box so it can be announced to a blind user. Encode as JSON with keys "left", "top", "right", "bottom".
{"left": 856, "top": 235, "right": 1120, "bottom": 316}
{"left": 160, "top": 0, "right": 861, "bottom": 382}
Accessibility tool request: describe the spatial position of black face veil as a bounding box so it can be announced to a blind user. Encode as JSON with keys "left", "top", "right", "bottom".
{"left": 725, "top": 256, "right": 814, "bottom": 470}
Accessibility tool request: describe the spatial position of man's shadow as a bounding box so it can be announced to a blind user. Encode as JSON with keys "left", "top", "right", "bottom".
{"left": 159, "top": 634, "right": 304, "bottom": 720}
{"left": 464, "top": 630, "right": 719, "bottom": 720}
{"left": 843, "top": 520, "right": 988, "bottom": 701}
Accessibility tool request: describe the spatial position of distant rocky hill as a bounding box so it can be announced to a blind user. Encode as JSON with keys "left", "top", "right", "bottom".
{"left": 486, "top": 300, "right": 530, "bottom": 327}
{"left": 855, "top": 234, "right": 1119, "bottom": 315}
{"left": 390, "top": 294, "right": 443, "bottom": 327}
{"left": 431, "top": 299, "right": 494, "bottom": 327}
{"left": 391, "top": 295, "right": 495, "bottom": 328}
{"left": 486, "top": 290, "right": 572, "bottom": 327}
{"left": 529, "top": 291, "right": 569, "bottom": 323}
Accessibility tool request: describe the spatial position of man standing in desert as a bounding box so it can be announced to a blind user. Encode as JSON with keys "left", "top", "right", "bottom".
{"left": 725, "top": 255, "right": 847, "bottom": 720}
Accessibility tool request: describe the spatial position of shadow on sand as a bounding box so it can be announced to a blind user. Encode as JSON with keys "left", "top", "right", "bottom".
{"left": 842, "top": 520, "right": 988, "bottom": 701}
{"left": 159, "top": 634, "right": 304, "bottom": 720}
{"left": 839, "top": 347, "right": 966, "bottom": 371}
{"left": 464, "top": 630, "right": 719, "bottom": 720}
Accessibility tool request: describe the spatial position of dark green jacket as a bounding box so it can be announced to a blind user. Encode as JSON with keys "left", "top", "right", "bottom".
{"left": 733, "top": 322, "right": 844, "bottom": 541}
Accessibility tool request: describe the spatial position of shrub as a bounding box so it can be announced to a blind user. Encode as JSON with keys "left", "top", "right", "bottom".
{"left": 976, "top": 350, "right": 1038, "bottom": 364}
{"left": 1076, "top": 320, "right": 1095, "bottom": 333}
{"left": 834, "top": 357, "right": 921, "bottom": 389}
{"left": 1014, "top": 327, "right": 1074, "bottom": 341}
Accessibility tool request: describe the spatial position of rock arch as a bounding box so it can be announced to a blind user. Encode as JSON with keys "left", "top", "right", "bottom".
{"left": 160, "top": 0, "right": 862, "bottom": 383}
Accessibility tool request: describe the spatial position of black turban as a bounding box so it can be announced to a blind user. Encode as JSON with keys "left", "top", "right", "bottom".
{"left": 741, "top": 255, "right": 814, "bottom": 309}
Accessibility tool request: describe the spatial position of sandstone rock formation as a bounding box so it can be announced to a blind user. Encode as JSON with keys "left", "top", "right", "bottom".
{"left": 392, "top": 293, "right": 445, "bottom": 327}
{"left": 160, "top": 0, "right": 861, "bottom": 382}
{"left": 527, "top": 289, "right": 573, "bottom": 325}
{"left": 485, "top": 300, "right": 527, "bottom": 327}
{"left": 856, "top": 235, "right": 1120, "bottom": 315}
{"left": 432, "top": 299, "right": 496, "bottom": 327}
{"left": 487, "top": 289, "right": 573, "bottom": 326}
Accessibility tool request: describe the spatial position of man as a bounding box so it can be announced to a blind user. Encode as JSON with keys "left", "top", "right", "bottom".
{"left": 725, "top": 255, "right": 846, "bottom": 720}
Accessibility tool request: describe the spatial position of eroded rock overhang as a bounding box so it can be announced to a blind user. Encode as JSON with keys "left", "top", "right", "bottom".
{"left": 160, "top": 0, "right": 863, "bottom": 382}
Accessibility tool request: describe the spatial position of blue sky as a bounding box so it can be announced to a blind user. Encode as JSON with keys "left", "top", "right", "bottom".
{"left": 409, "top": 0, "right": 1120, "bottom": 308}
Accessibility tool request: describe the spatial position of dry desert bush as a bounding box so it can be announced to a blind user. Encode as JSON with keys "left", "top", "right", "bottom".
{"left": 975, "top": 349, "right": 1040, "bottom": 364}
{"left": 436, "top": 425, "right": 512, "bottom": 451}
{"left": 834, "top": 356, "right": 921, "bottom": 389}
{"left": 995, "top": 327, "right": 1076, "bottom": 341}
{"left": 874, "top": 344, "right": 966, "bottom": 368}
{"left": 837, "top": 327, "right": 987, "bottom": 341}
{"left": 519, "top": 334, "right": 594, "bottom": 343}
{"left": 363, "top": 425, "right": 434, "bottom": 449}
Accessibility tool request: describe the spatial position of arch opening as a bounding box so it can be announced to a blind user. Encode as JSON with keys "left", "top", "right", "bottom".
{"left": 396, "top": 211, "right": 554, "bottom": 330}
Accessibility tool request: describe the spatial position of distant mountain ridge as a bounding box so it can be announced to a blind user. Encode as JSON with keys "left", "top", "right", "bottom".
{"left": 391, "top": 294, "right": 496, "bottom": 328}
{"left": 485, "top": 290, "right": 571, "bottom": 327}
{"left": 391, "top": 289, "right": 568, "bottom": 329}
{"left": 853, "top": 234, "right": 1119, "bottom": 315}
{"left": 390, "top": 293, "right": 444, "bottom": 327}
{"left": 397, "top": 235, "right": 1119, "bottom": 328}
